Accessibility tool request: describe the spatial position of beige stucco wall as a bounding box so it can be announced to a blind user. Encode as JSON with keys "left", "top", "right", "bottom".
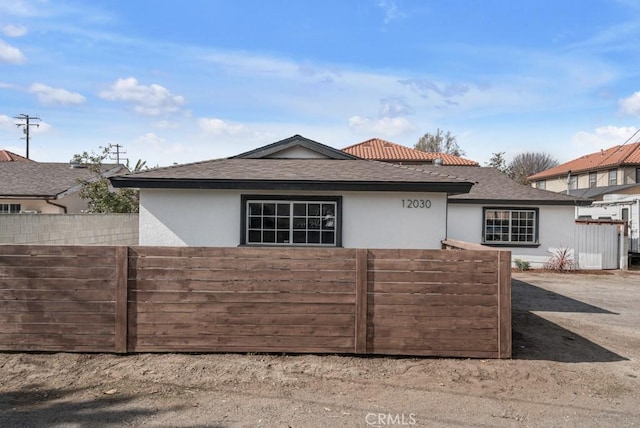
{"left": 0, "top": 213, "right": 138, "bottom": 245}
{"left": 2, "top": 192, "right": 89, "bottom": 214}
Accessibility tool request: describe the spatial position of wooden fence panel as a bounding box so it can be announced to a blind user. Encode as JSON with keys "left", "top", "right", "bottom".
{"left": 127, "top": 247, "right": 358, "bottom": 353}
{"left": 367, "top": 248, "right": 503, "bottom": 358}
{"left": 0, "top": 245, "right": 119, "bottom": 352}
{"left": 0, "top": 244, "right": 511, "bottom": 358}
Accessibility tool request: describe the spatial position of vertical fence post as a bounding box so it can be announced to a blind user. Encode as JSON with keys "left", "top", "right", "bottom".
{"left": 114, "top": 246, "right": 128, "bottom": 353}
{"left": 355, "top": 248, "right": 368, "bottom": 354}
{"left": 497, "top": 250, "right": 512, "bottom": 358}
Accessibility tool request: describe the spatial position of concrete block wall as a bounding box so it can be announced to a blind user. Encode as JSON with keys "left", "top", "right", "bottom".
{"left": 0, "top": 214, "right": 139, "bottom": 245}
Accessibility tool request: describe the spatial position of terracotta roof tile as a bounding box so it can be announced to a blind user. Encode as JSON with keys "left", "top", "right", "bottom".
{"left": 0, "top": 149, "right": 33, "bottom": 162}
{"left": 342, "top": 138, "right": 479, "bottom": 166}
{"left": 529, "top": 141, "right": 640, "bottom": 180}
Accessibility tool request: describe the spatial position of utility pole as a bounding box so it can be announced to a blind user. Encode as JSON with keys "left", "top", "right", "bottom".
{"left": 14, "top": 114, "right": 41, "bottom": 159}
{"left": 109, "top": 144, "right": 127, "bottom": 164}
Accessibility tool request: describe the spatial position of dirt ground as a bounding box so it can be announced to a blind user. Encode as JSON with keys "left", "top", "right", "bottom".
{"left": 1, "top": 271, "right": 639, "bottom": 427}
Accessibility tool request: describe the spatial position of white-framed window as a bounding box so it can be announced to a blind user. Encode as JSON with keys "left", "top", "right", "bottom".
{"left": 608, "top": 169, "right": 617, "bottom": 186}
{"left": 568, "top": 176, "right": 578, "bottom": 190}
{"left": 242, "top": 196, "right": 341, "bottom": 246}
{"left": 536, "top": 180, "right": 546, "bottom": 190}
{"left": 483, "top": 208, "right": 538, "bottom": 245}
{"left": 0, "top": 204, "right": 21, "bottom": 214}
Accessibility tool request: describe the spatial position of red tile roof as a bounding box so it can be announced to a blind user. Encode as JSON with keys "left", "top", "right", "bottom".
{"left": 0, "top": 149, "right": 33, "bottom": 162}
{"left": 529, "top": 141, "right": 640, "bottom": 180}
{"left": 342, "top": 138, "right": 479, "bottom": 166}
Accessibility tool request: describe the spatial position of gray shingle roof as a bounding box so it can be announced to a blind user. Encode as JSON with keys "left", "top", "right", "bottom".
{"left": 110, "top": 158, "right": 475, "bottom": 194}
{"left": 417, "top": 166, "right": 591, "bottom": 205}
{"left": 0, "top": 162, "right": 124, "bottom": 197}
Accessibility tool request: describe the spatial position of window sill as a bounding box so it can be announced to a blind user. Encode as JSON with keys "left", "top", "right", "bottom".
{"left": 481, "top": 242, "right": 541, "bottom": 248}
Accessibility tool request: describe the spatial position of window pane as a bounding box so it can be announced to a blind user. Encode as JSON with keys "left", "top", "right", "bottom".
{"left": 308, "top": 218, "right": 320, "bottom": 229}
{"left": 248, "top": 230, "right": 261, "bottom": 243}
{"left": 293, "top": 217, "right": 306, "bottom": 229}
{"left": 277, "top": 231, "right": 290, "bottom": 243}
{"left": 277, "top": 217, "right": 290, "bottom": 229}
{"left": 249, "top": 217, "right": 261, "bottom": 228}
{"left": 308, "top": 231, "right": 320, "bottom": 243}
{"left": 293, "top": 204, "right": 306, "bottom": 216}
{"left": 263, "top": 231, "right": 275, "bottom": 243}
{"left": 263, "top": 203, "right": 275, "bottom": 215}
{"left": 293, "top": 231, "right": 306, "bottom": 243}
{"left": 322, "top": 231, "right": 334, "bottom": 244}
{"left": 276, "top": 204, "right": 289, "bottom": 216}
{"left": 249, "top": 203, "right": 262, "bottom": 215}
{"left": 263, "top": 216, "right": 275, "bottom": 229}
{"left": 308, "top": 204, "right": 320, "bottom": 216}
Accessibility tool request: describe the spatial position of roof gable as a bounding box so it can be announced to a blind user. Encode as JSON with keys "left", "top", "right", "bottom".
{"left": 529, "top": 141, "right": 640, "bottom": 180}
{"left": 342, "top": 138, "right": 479, "bottom": 166}
{"left": 232, "top": 135, "right": 357, "bottom": 160}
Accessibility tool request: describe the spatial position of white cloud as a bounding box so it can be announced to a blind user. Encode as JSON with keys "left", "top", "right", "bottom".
{"left": 198, "top": 117, "right": 251, "bottom": 136}
{"left": 0, "top": 114, "right": 15, "bottom": 130}
{"left": 154, "top": 120, "right": 180, "bottom": 129}
{"left": 135, "top": 132, "right": 185, "bottom": 154}
{"left": 571, "top": 126, "right": 638, "bottom": 152}
{"left": 379, "top": 97, "right": 413, "bottom": 118}
{"left": 28, "top": 83, "right": 86, "bottom": 105}
{"left": 619, "top": 91, "right": 640, "bottom": 116}
{"left": 99, "top": 77, "right": 186, "bottom": 116}
{"left": 2, "top": 24, "right": 27, "bottom": 37}
{"left": 348, "top": 115, "right": 413, "bottom": 137}
{"left": 0, "top": 39, "right": 26, "bottom": 64}
{"left": 378, "top": 0, "right": 405, "bottom": 24}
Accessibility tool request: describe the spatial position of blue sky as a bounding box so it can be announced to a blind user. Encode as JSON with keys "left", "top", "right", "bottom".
{"left": 1, "top": 0, "right": 640, "bottom": 167}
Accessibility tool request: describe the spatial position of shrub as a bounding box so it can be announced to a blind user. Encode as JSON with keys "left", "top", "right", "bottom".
{"left": 544, "top": 247, "right": 578, "bottom": 271}
{"left": 514, "top": 259, "right": 530, "bottom": 271}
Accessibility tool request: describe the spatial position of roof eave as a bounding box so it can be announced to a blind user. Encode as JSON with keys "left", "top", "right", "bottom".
{"left": 448, "top": 198, "right": 592, "bottom": 206}
{"left": 110, "top": 177, "right": 473, "bottom": 194}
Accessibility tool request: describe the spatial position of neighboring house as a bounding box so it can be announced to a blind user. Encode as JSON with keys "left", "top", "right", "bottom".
{"left": 110, "top": 135, "right": 474, "bottom": 249}
{"left": 342, "top": 138, "right": 479, "bottom": 166}
{"left": 527, "top": 141, "right": 640, "bottom": 200}
{"left": 0, "top": 151, "right": 127, "bottom": 213}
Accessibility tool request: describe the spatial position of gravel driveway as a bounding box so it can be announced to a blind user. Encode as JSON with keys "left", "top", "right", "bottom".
{"left": 1, "top": 271, "right": 639, "bottom": 427}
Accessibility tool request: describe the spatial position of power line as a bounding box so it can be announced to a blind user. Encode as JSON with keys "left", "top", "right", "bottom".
{"left": 14, "top": 114, "right": 41, "bottom": 159}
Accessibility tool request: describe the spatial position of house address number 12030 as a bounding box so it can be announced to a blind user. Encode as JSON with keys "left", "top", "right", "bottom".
{"left": 401, "top": 199, "right": 432, "bottom": 208}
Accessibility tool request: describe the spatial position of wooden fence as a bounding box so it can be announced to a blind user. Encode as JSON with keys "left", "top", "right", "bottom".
{"left": 0, "top": 243, "right": 511, "bottom": 358}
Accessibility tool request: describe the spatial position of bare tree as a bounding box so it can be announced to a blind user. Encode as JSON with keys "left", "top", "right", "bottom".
{"left": 508, "top": 152, "right": 559, "bottom": 185}
{"left": 414, "top": 129, "right": 465, "bottom": 156}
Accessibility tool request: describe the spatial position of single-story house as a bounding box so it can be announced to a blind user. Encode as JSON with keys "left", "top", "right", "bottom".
{"left": 111, "top": 135, "right": 474, "bottom": 249}
{"left": 111, "top": 135, "right": 590, "bottom": 269}
{"left": 0, "top": 149, "right": 126, "bottom": 214}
